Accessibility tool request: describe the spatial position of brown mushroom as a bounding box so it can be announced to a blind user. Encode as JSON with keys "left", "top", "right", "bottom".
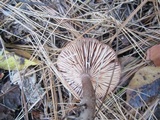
{"left": 57, "top": 38, "right": 121, "bottom": 99}
{"left": 57, "top": 38, "right": 121, "bottom": 119}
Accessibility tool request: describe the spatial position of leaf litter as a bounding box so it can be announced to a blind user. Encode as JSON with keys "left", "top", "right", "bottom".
{"left": 0, "top": 0, "right": 160, "bottom": 120}
{"left": 127, "top": 66, "right": 160, "bottom": 108}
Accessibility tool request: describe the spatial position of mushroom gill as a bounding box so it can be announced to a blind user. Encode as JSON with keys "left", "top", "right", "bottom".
{"left": 57, "top": 38, "right": 121, "bottom": 99}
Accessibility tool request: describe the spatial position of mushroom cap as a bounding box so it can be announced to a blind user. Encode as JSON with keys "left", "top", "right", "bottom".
{"left": 57, "top": 38, "right": 121, "bottom": 98}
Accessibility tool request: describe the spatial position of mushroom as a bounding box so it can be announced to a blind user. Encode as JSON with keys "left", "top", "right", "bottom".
{"left": 57, "top": 38, "right": 121, "bottom": 119}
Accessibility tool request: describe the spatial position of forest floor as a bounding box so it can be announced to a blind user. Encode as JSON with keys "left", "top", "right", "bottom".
{"left": 0, "top": 0, "right": 160, "bottom": 120}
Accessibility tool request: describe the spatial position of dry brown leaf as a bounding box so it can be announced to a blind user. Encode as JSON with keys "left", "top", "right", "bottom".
{"left": 31, "top": 110, "right": 42, "bottom": 120}
{"left": 146, "top": 44, "right": 160, "bottom": 66}
{"left": 0, "top": 72, "right": 4, "bottom": 80}
{"left": 127, "top": 66, "right": 160, "bottom": 108}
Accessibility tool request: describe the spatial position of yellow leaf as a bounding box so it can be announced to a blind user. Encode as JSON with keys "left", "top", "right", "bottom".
{"left": 0, "top": 50, "right": 38, "bottom": 70}
{"left": 8, "top": 49, "right": 40, "bottom": 64}
{"left": 128, "top": 66, "right": 160, "bottom": 89}
{"left": 127, "top": 66, "right": 160, "bottom": 108}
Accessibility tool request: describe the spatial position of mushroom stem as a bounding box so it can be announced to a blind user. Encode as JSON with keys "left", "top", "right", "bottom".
{"left": 79, "top": 73, "right": 96, "bottom": 120}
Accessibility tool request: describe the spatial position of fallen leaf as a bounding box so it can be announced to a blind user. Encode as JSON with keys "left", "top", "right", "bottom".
{"left": 154, "top": 104, "right": 160, "bottom": 119}
{"left": 127, "top": 66, "right": 160, "bottom": 108}
{"left": 1, "top": 81, "right": 21, "bottom": 110}
{"left": 0, "top": 50, "right": 38, "bottom": 70}
{"left": 119, "top": 56, "right": 136, "bottom": 69}
{"left": 0, "top": 72, "right": 4, "bottom": 80}
{"left": 31, "top": 110, "right": 42, "bottom": 120}
{"left": 10, "top": 71, "right": 44, "bottom": 104}
{"left": 0, "top": 104, "right": 14, "bottom": 120}
{"left": 8, "top": 49, "right": 40, "bottom": 64}
{"left": 146, "top": 44, "right": 160, "bottom": 66}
